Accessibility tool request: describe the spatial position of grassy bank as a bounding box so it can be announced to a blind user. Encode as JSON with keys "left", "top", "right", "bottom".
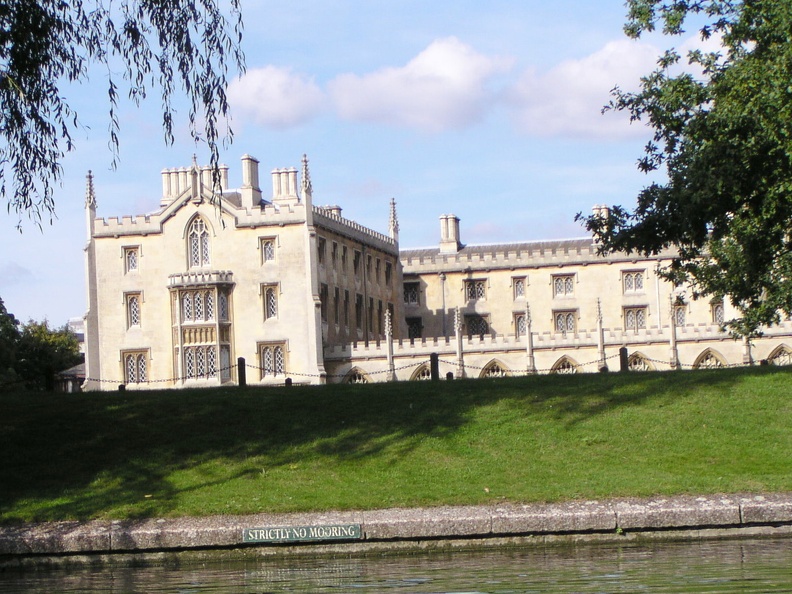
{"left": 1, "top": 366, "right": 791, "bottom": 524}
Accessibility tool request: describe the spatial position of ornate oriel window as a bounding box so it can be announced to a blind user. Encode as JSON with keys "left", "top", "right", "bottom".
{"left": 624, "top": 306, "right": 647, "bottom": 331}
{"left": 123, "top": 351, "right": 148, "bottom": 384}
{"left": 623, "top": 270, "right": 645, "bottom": 294}
{"left": 184, "top": 345, "right": 217, "bottom": 379}
{"left": 188, "top": 218, "right": 210, "bottom": 268}
{"left": 182, "top": 290, "right": 215, "bottom": 322}
{"left": 553, "top": 275, "right": 574, "bottom": 297}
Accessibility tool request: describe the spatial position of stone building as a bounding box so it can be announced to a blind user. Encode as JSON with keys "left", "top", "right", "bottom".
{"left": 83, "top": 155, "right": 792, "bottom": 390}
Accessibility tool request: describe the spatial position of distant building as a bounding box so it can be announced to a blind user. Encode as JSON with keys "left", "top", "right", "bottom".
{"left": 82, "top": 155, "right": 792, "bottom": 389}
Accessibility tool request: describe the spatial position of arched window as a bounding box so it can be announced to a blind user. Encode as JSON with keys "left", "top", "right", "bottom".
{"left": 767, "top": 345, "right": 792, "bottom": 366}
{"left": 345, "top": 368, "right": 369, "bottom": 383}
{"left": 693, "top": 349, "right": 726, "bottom": 369}
{"left": 551, "top": 356, "right": 578, "bottom": 374}
{"left": 628, "top": 352, "right": 654, "bottom": 371}
{"left": 481, "top": 360, "right": 509, "bottom": 378}
{"left": 410, "top": 365, "right": 432, "bottom": 381}
{"left": 188, "top": 218, "right": 210, "bottom": 268}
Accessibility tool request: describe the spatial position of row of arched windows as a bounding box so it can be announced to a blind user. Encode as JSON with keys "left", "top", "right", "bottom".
{"left": 341, "top": 345, "right": 792, "bottom": 383}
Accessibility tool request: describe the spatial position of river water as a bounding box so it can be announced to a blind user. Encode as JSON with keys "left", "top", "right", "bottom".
{"left": 1, "top": 538, "right": 791, "bottom": 593}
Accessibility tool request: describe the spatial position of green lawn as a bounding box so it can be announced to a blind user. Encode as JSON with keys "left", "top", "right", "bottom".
{"left": 1, "top": 366, "right": 791, "bottom": 524}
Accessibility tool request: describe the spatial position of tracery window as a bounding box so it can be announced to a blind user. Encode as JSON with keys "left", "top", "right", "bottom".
{"left": 125, "top": 247, "right": 139, "bottom": 273}
{"left": 263, "top": 285, "right": 278, "bottom": 320}
{"left": 513, "top": 277, "right": 526, "bottom": 299}
{"left": 412, "top": 365, "right": 432, "bottom": 381}
{"left": 407, "top": 317, "right": 423, "bottom": 340}
{"left": 188, "top": 218, "right": 210, "bottom": 268}
{"left": 553, "top": 275, "right": 574, "bottom": 297}
{"left": 554, "top": 310, "right": 576, "bottom": 334}
{"left": 712, "top": 301, "right": 725, "bottom": 325}
{"left": 623, "top": 271, "right": 645, "bottom": 294}
{"left": 218, "top": 291, "right": 229, "bottom": 321}
{"left": 674, "top": 305, "right": 686, "bottom": 327}
{"left": 126, "top": 293, "right": 141, "bottom": 328}
{"left": 124, "top": 351, "right": 147, "bottom": 384}
{"left": 182, "top": 290, "right": 215, "bottom": 322}
{"left": 465, "top": 279, "right": 487, "bottom": 301}
{"left": 515, "top": 313, "right": 527, "bottom": 336}
{"left": 768, "top": 346, "right": 792, "bottom": 366}
{"left": 482, "top": 361, "right": 507, "bottom": 378}
{"left": 346, "top": 369, "right": 368, "bottom": 383}
{"left": 624, "top": 306, "right": 647, "bottom": 331}
{"left": 628, "top": 353, "right": 652, "bottom": 371}
{"left": 260, "top": 238, "right": 276, "bottom": 263}
{"left": 551, "top": 357, "right": 578, "bottom": 374}
{"left": 403, "top": 282, "right": 420, "bottom": 305}
{"left": 184, "top": 345, "right": 217, "bottom": 379}
{"left": 220, "top": 345, "right": 231, "bottom": 381}
{"left": 259, "top": 343, "right": 286, "bottom": 377}
{"left": 465, "top": 314, "right": 489, "bottom": 338}
{"left": 694, "top": 350, "right": 725, "bottom": 369}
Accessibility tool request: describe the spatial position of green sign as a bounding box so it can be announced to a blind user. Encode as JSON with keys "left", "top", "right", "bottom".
{"left": 242, "top": 524, "right": 362, "bottom": 543}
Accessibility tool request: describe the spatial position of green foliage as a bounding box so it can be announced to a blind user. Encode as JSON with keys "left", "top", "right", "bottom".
{"left": 1, "top": 367, "right": 791, "bottom": 522}
{"left": 0, "top": 297, "right": 81, "bottom": 391}
{"left": 0, "top": 0, "right": 244, "bottom": 226}
{"left": 0, "top": 297, "right": 21, "bottom": 387}
{"left": 16, "top": 320, "right": 82, "bottom": 391}
{"left": 578, "top": 0, "right": 792, "bottom": 335}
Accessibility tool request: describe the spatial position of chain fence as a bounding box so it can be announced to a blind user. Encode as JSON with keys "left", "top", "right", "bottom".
{"left": 5, "top": 347, "right": 783, "bottom": 393}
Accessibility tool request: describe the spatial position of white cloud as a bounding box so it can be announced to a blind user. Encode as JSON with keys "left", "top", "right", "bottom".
{"left": 505, "top": 38, "right": 660, "bottom": 139}
{"left": 227, "top": 66, "right": 324, "bottom": 129}
{"left": 328, "top": 37, "right": 513, "bottom": 133}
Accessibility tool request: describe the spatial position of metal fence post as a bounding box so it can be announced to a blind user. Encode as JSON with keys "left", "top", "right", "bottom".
{"left": 238, "top": 357, "right": 246, "bottom": 387}
{"left": 430, "top": 353, "right": 439, "bottom": 381}
{"left": 619, "top": 347, "right": 629, "bottom": 372}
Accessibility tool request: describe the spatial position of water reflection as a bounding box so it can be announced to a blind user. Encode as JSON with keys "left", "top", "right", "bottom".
{"left": 2, "top": 538, "right": 791, "bottom": 593}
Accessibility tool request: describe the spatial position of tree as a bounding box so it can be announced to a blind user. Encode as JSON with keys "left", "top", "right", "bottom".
{"left": 578, "top": 0, "right": 792, "bottom": 335}
{"left": 16, "top": 320, "right": 82, "bottom": 391}
{"left": 0, "top": 0, "right": 244, "bottom": 225}
{"left": 0, "top": 297, "right": 20, "bottom": 387}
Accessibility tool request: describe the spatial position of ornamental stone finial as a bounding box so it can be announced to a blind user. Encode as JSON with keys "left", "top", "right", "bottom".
{"left": 301, "top": 154, "right": 313, "bottom": 202}
{"left": 85, "top": 170, "right": 96, "bottom": 209}
{"left": 388, "top": 197, "right": 399, "bottom": 241}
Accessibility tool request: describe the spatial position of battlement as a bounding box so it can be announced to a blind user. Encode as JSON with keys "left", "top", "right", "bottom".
{"left": 314, "top": 207, "right": 398, "bottom": 254}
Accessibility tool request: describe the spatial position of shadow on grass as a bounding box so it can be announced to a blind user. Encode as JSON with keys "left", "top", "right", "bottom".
{"left": 0, "top": 366, "right": 788, "bottom": 522}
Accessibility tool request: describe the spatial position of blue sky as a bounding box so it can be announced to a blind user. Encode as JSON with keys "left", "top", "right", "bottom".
{"left": 0, "top": 1, "right": 705, "bottom": 325}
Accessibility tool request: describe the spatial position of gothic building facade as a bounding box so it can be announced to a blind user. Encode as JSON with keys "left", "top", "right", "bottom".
{"left": 82, "top": 155, "right": 792, "bottom": 389}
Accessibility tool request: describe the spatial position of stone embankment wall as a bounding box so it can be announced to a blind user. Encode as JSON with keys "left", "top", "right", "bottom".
{"left": 1, "top": 494, "right": 791, "bottom": 567}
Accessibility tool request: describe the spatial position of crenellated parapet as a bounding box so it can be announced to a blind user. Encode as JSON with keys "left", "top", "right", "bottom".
{"left": 313, "top": 207, "right": 398, "bottom": 254}
{"left": 402, "top": 239, "right": 676, "bottom": 274}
